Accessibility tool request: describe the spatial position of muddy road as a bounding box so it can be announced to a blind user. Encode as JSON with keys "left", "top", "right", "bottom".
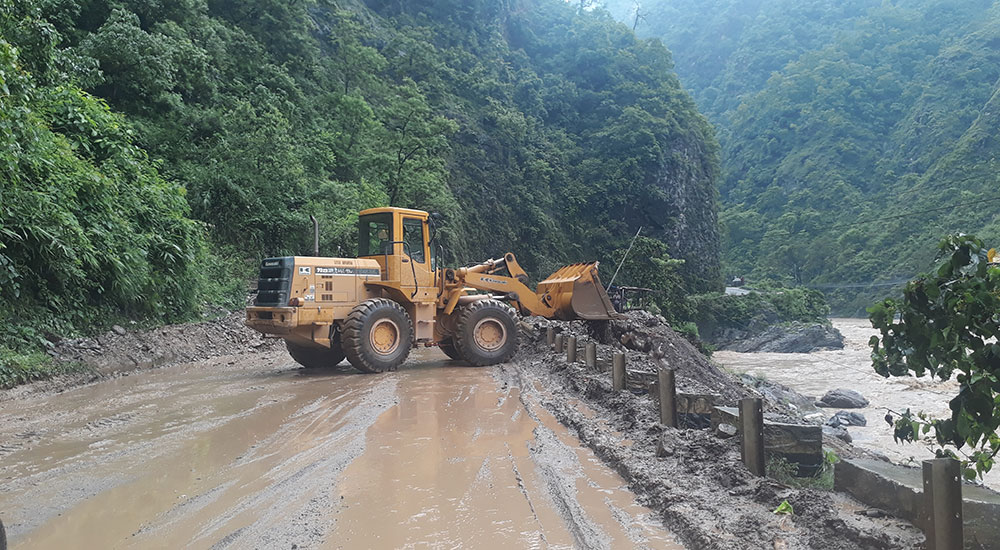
{"left": 0, "top": 348, "right": 682, "bottom": 549}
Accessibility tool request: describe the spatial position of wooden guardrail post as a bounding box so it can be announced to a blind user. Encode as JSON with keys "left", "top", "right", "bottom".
{"left": 923, "top": 458, "right": 963, "bottom": 550}
{"left": 739, "top": 398, "right": 765, "bottom": 476}
{"left": 546, "top": 326, "right": 555, "bottom": 348}
{"left": 658, "top": 367, "right": 677, "bottom": 427}
{"left": 554, "top": 333, "right": 564, "bottom": 353}
{"left": 612, "top": 353, "right": 626, "bottom": 391}
{"left": 585, "top": 342, "right": 597, "bottom": 368}
{"left": 567, "top": 336, "right": 577, "bottom": 363}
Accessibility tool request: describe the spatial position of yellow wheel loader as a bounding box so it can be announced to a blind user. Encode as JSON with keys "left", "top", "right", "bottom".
{"left": 246, "top": 207, "right": 623, "bottom": 373}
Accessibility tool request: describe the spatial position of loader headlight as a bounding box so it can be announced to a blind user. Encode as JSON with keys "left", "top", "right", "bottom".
{"left": 289, "top": 297, "right": 304, "bottom": 307}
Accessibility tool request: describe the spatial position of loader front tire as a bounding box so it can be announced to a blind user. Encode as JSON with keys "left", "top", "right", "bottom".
{"left": 342, "top": 299, "right": 412, "bottom": 373}
{"left": 286, "top": 339, "right": 346, "bottom": 369}
{"left": 454, "top": 299, "right": 518, "bottom": 366}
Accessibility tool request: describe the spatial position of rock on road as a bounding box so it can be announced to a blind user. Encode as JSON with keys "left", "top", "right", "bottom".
{"left": 0, "top": 348, "right": 682, "bottom": 549}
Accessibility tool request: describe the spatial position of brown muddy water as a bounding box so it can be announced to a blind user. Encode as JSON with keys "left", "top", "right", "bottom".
{"left": 0, "top": 348, "right": 682, "bottom": 549}
{"left": 714, "top": 318, "right": 1000, "bottom": 490}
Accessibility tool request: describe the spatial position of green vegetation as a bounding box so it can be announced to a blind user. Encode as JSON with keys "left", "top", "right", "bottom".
{"left": 0, "top": 4, "right": 204, "bottom": 352}
{"left": 686, "top": 287, "right": 830, "bottom": 337}
{"left": 766, "top": 450, "right": 838, "bottom": 490}
{"left": 870, "top": 235, "right": 1000, "bottom": 479}
{"left": 1, "top": 0, "right": 722, "bottom": 378}
{"left": 0, "top": 349, "right": 90, "bottom": 389}
{"left": 606, "top": 0, "right": 1000, "bottom": 313}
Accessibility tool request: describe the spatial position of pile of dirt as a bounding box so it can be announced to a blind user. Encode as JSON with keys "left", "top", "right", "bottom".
{"left": 505, "top": 318, "right": 924, "bottom": 549}
{"left": 609, "top": 311, "right": 748, "bottom": 403}
{"left": 48, "top": 312, "right": 283, "bottom": 375}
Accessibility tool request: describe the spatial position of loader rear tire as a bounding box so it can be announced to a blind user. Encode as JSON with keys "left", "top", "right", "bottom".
{"left": 454, "top": 299, "right": 518, "bottom": 366}
{"left": 438, "top": 338, "right": 461, "bottom": 360}
{"left": 286, "top": 339, "right": 345, "bottom": 369}
{"left": 342, "top": 298, "right": 412, "bottom": 373}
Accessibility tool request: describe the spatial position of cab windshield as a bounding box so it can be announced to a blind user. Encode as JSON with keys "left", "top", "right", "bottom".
{"left": 358, "top": 213, "right": 393, "bottom": 256}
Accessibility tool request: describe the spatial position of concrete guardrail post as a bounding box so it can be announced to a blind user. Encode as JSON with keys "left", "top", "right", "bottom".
{"left": 546, "top": 326, "right": 555, "bottom": 348}
{"left": 923, "top": 458, "right": 963, "bottom": 550}
{"left": 612, "top": 353, "right": 626, "bottom": 391}
{"left": 554, "top": 333, "right": 564, "bottom": 354}
{"left": 658, "top": 367, "right": 677, "bottom": 428}
{"left": 567, "top": 336, "right": 577, "bottom": 363}
{"left": 585, "top": 342, "right": 597, "bottom": 368}
{"left": 739, "top": 398, "right": 765, "bottom": 476}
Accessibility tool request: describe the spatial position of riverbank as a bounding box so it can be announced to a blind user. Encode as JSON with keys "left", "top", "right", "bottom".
{"left": 714, "top": 318, "right": 1000, "bottom": 490}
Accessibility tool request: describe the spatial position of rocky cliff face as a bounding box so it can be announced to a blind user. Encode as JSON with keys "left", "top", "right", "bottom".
{"left": 655, "top": 139, "right": 722, "bottom": 292}
{"left": 361, "top": 0, "right": 724, "bottom": 290}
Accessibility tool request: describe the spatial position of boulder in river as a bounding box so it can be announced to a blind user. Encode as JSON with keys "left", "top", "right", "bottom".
{"left": 823, "top": 425, "right": 852, "bottom": 443}
{"left": 826, "top": 410, "right": 867, "bottom": 427}
{"left": 817, "top": 389, "right": 869, "bottom": 409}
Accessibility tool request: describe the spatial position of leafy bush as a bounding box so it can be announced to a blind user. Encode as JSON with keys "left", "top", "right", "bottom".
{"left": 0, "top": 29, "right": 204, "bottom": 349}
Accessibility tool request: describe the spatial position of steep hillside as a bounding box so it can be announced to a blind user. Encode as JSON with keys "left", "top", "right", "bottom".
{"left": 0, "top": 0, "right": 722, "bottom": 353}
{"left": 607, "top": 0, "right": 1000, "bottom": 312}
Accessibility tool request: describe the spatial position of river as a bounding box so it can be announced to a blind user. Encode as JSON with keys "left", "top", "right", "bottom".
{"left": 713, "top": 318, "right": 1000, "bottom": 490}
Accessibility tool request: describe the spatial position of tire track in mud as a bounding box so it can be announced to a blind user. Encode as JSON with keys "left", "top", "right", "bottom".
{"left": 2, "top": 348, "right": 683, "bottom": 549}
{"left": 499, "top": 345, "right": 926, "bottom": 550}
{"left": 0, "top": 353, "right": 400, "bottom": 549}
{"left": 189, "top": 376, "right": 400, "bottom": 549}
{"left": 499, "top": 363, "right": 670, "bottom": 550}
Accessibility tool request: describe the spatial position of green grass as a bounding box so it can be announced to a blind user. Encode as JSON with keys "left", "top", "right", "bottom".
{"left": 766, "top": 451, "right": 838, "bottom": 491}
{"left": 0, "top": 348, "right": 92, "bottom": 390}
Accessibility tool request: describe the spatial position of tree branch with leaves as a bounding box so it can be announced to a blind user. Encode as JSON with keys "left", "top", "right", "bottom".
{"left": 869, "top": 234, "right": 1000, "bottom": 480}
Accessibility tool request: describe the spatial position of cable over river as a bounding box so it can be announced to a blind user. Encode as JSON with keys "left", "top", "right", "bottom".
{"left": 0, "top": 348, "right": 682, "bottom": 549}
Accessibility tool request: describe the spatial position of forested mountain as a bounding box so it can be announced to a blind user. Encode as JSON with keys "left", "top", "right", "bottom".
{"left": 607, "top": 0, "right": 1000, "bottom": 313}
{"left": 0, "top": 0, "right": 720, "bottom": 350}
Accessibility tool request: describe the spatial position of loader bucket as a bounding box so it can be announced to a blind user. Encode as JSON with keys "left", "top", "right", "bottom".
{"left": 536, "top": 262, "right": 625, "bottom": 321}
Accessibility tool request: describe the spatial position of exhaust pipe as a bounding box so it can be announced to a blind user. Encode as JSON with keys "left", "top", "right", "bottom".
{"left": 310, "top": 215, "right": 319, "bottom": 257}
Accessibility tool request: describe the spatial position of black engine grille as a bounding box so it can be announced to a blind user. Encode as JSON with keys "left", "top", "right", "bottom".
{"left": 255, "top": 257, "right": 292, "bottom": 306}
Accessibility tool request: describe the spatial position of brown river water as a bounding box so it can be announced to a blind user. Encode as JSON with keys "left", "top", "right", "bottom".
{"left": 714, "top": 318, "right": 1000, "bottom": 490}
{"left": 0, "top": 348, "right": 682, "bottom": 549}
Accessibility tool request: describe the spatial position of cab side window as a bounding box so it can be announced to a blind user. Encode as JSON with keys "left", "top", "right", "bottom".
{"left": 402, "top": 218, "right": 426, "bottom": 263}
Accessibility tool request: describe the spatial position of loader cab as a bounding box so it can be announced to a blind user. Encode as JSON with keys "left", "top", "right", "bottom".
{"left": 358, "top": 208, "right": 435, "bottom": 299}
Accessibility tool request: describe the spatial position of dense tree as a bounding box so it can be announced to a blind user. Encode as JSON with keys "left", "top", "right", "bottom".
{"left": 1, "top": 0, "right": 722, "bottom": 356}
{"left": 605, "top": 0, "right": 1000, "bottom": 313}
{"left": 0, "top": 1, "right": 202, "bottom": 348}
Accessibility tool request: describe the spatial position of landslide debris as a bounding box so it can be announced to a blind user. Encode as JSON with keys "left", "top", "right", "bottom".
{"left": 510, "top": 312, "right": 922, "bottom": 549}
{"left": 48, "top": 311, "right": 281, "bottom": 374}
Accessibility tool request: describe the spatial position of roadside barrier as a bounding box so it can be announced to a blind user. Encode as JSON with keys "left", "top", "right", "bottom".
{"left": 923, "top": 458, "right": 963, "bottom": 550}
{"left": 612, "top": 353, "right": 626, "bottom": 391}
{"left": 658, "top": 368, "right": 677, "bottom": 427}
{"left": 585, "top": 342, "right": 597, "bottom": 368}
{"left": 739, "top": 398, "right": 765, "bottom": 476}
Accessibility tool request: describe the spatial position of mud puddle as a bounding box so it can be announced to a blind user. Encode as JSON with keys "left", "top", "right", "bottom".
{"left": 714, "top": 317, "right": 999, "bottom": 489}
{"left": 1, "top": 348, "right": 681, "bottom": 549}
{"left": 329, "top": 352, "right": 681, "bottom": 550}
